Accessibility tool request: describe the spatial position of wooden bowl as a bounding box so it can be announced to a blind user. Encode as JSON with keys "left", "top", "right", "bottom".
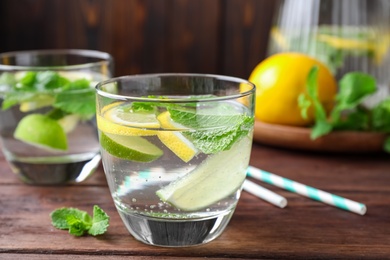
{"left": 253, "top": 120, "right": 388, "bottom": 153}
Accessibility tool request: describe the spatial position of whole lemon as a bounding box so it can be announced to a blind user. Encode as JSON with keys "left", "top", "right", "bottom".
{"left": 249, "top": 52, "right": 337, "bottom": 126}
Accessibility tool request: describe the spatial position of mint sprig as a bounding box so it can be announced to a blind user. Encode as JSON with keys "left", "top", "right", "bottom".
{"left": 50, "top": 205, "right": 109, "bottom": 237}
{"left": 168, "top": 103, "right": 254, "bottom": 154}
{"left": 300, "top": 67, "right": 390, "bottom": 152}
{"left": 1, "top": 71, "right": 95, "bottom": 119}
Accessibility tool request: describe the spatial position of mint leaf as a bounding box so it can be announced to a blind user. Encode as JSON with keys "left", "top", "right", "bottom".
{"left": 88, "top": 205, "right": 110, "bottom": 236}
{"left": 35, "top": 71, "right": 70, "bottom": 90}
{"left": 304, "top": 66, "right": 333, "bottom": 139}
{"left": 50, "top": 205, "right": 109, "bottom": 237}
{"left": 384, "top": 137, "right": 390, "bottom": 153}
{"left": 1, "top": 71, "right": 93, "bottom": 116}
{"left": 185, "top": 116, "right": 254, "bottom": 154}
{"left": 51, "top": 207, "right": 91, "bottom": 230}
{"left": 2, "top": 91, "right": 37, "bottom": 110}
{"left": 54, "top": 88, "right": 96, "bottom": 118}
{"left": 298, "top": 93, "right": 311, "bottom": 120}
{"left": 67, "top": 215, "right": 91, "bottom": 237}
{"left": 332, "top": 108, "right": 369, "bottom": 131}
{"left": 371, "top": 99, "right": 390, "bottom": 132}
{"left": 65, "top": 79, "right": 90, "bottom": 90}
{"left": 168, "top": 103, "right": 244, "bottom": 129}
{"left": 169, "top": 102, "right": 253, "bottom": 154}
{"left": 331, "top": 72, "right": 376, "bottom": 122}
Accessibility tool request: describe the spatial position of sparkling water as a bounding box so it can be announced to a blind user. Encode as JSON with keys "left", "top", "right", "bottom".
{"left": 0, "top": 114, "right": 101, "bottom": 185}
{"left": 100, "top": 123, "right": 252, "bottom": 246}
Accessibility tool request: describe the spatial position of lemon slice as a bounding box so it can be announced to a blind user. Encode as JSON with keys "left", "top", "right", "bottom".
{"left": 14, "top": 114, "right": 67, "bottom": 151}
{"left": 19, "top": 94, "right": 55, "bottom": 112}
{"left": 97, "top": 102, "right": 160, "bottom": 136}
{"left": 58, "top": 114, "right": 80, "bottom": 133}
{"left": 156, "top": 136, "right": 251, "bottom": 211}
{"left": 100, "top": 132, "right": 163, "bottom": 162}
{"left": 157, "top": 111, "right": 198, "bottom": 162}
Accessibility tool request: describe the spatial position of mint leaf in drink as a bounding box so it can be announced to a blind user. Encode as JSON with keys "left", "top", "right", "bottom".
{"left": 1, "top": 71, "right": 92, "bottom": 112}
{"left": 50, "top": 205, "right": 109, "bottom": 237}
{"left": 168, "top": 103, "right": 244, "bottom": 129}
{"left": 185, "top": 116, "right": 254, "bottom": 154}
{"left": 169, "top": 102, "right": 254, "bottom": 154}
{"left": 54, "top": 88, "right": 96, "bottom": 118}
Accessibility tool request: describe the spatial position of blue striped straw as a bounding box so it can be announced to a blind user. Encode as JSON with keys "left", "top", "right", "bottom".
{"left": 247, "top": 166, "right": 367, "bottom": 215}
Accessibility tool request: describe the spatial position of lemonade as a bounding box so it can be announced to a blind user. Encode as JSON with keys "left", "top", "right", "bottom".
{"left": 0, "top": 49, "right": 113, "bottom": 185}
{"left": 96, "top": 74, "right": 255, "bottom": 247}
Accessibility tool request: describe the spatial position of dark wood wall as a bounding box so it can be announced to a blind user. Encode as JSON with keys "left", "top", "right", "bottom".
{"left": 0, "top": 0, "right": 277, "bottom": 79}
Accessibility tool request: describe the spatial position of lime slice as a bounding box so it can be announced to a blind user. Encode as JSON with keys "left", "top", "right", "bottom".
{"left": 156, "top": 136, "right": 251, "bottom": 211}
{"left": 14, "top": 114, "right": 67, "bottom": 151}
{"left": 157, "top": 111, "right": 198, "bottom": 162}
{"left": 97, "top": 102, "right": 160, "bottom": 136}
{"left": 100, "top": 132, "right": 163, "bottom": 162}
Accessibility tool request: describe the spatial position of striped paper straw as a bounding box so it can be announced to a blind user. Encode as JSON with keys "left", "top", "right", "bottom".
{"left": 247, "top": 166, "right": 367, "bottom": 215}
{"left": 243, "top": 179, "right": 287, "bottom": 208}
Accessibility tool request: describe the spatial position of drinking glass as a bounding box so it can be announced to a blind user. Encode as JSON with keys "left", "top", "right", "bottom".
{"left": 268, "top": 0, "right": 390, "bottom": 106}
{"left": 96, "top": 74, "right": 255, "bottom": 247}
{"left": 0, "top": 49, "right": 113, "bottom": 185}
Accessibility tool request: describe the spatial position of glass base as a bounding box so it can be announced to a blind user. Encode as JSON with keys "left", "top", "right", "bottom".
{"left": 117, "top": 208, "right": 235, "bottom": 247}
{"left": 6, "top": 152, "right": 101, "bottom": 185}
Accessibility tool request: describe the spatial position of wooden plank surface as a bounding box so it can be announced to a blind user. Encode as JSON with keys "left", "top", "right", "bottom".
{"left": 1, "top": 143, "right": 390, "bottom": 259}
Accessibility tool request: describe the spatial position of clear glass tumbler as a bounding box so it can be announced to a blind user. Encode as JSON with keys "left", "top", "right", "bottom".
{"left": 0, "top": 49, "right": 113, "bottom": 185}
{"left": 96, "top": 74, "right": 255, "bottom": 247}
{"left": 269, "top": 0, "right": 390, "bottom": 106}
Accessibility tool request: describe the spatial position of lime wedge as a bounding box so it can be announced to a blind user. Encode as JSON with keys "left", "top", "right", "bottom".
{"left": 100, "top": 132, "right": 163, "bottom": 162}
{"left": 156, "top": 136, "right": 251, "bottom": 211}
{"left": 157, "top": 111, "right": 198, "bottom": 162}
{"left": 14, "top": 114, "right": 67, "bottom": 151}
{"left": 97, "top": 102, "right": 160, "bottom": 136}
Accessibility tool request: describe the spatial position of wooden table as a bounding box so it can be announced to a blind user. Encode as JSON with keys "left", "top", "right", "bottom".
{"left": 1, "top": 142, "right": 390, "bottom": 259}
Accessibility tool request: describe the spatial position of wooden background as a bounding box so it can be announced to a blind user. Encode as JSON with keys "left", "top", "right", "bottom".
{"left": 0, "top": 0, "right": 277, "bottom": 79}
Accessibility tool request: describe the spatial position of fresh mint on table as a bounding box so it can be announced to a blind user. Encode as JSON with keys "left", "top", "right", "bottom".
{"left": 299, "top": 66, "right": 390, "bottom": 152}
{"left": 50, "top": 205, "right": 109, "bottom": 237}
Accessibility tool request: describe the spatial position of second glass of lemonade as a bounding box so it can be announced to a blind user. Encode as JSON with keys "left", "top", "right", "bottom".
{"left": 96, "top": 74, "right": 255, "bottom": 247}
{"left": 0, "top": 49, "right": 113, "bottom": 185}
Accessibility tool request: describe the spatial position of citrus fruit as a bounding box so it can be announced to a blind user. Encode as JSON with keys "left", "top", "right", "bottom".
{"left": 58, "top": 114, "right": 80, "bottom": 133}
{"left": 157, "top": 111, "right": 198, "bottom": 162}
{"left": 100, "top": 132, "right": 163, "bottom": 162}
{"left": 249, "top": 52, "right": 337, "bottom": 126}
{"left": 14, "top": 114, "right": 67, "bottom": 151}
{"left": 19, "top": 94, "right": 55, "bottom": 112}
{"left": 156, "top": 136, "right": 250, "bottom": 211}
{"left": 96, "top": 102, "right": 160, "bottom": 136}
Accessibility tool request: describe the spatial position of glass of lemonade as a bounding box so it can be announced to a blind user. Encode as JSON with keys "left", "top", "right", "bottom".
{"left": 0, "top": 49, "right": 113, "bottom": 185}
{"left": 96, "top": 74, "right": 255, "bottom": 247}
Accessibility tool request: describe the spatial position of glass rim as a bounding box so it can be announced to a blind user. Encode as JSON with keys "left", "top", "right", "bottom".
{"left": 0, "top": 49, "right": 113, "bottom": 71}
{"left": 96, "top": 73, "right": 256, "bottom": 103}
